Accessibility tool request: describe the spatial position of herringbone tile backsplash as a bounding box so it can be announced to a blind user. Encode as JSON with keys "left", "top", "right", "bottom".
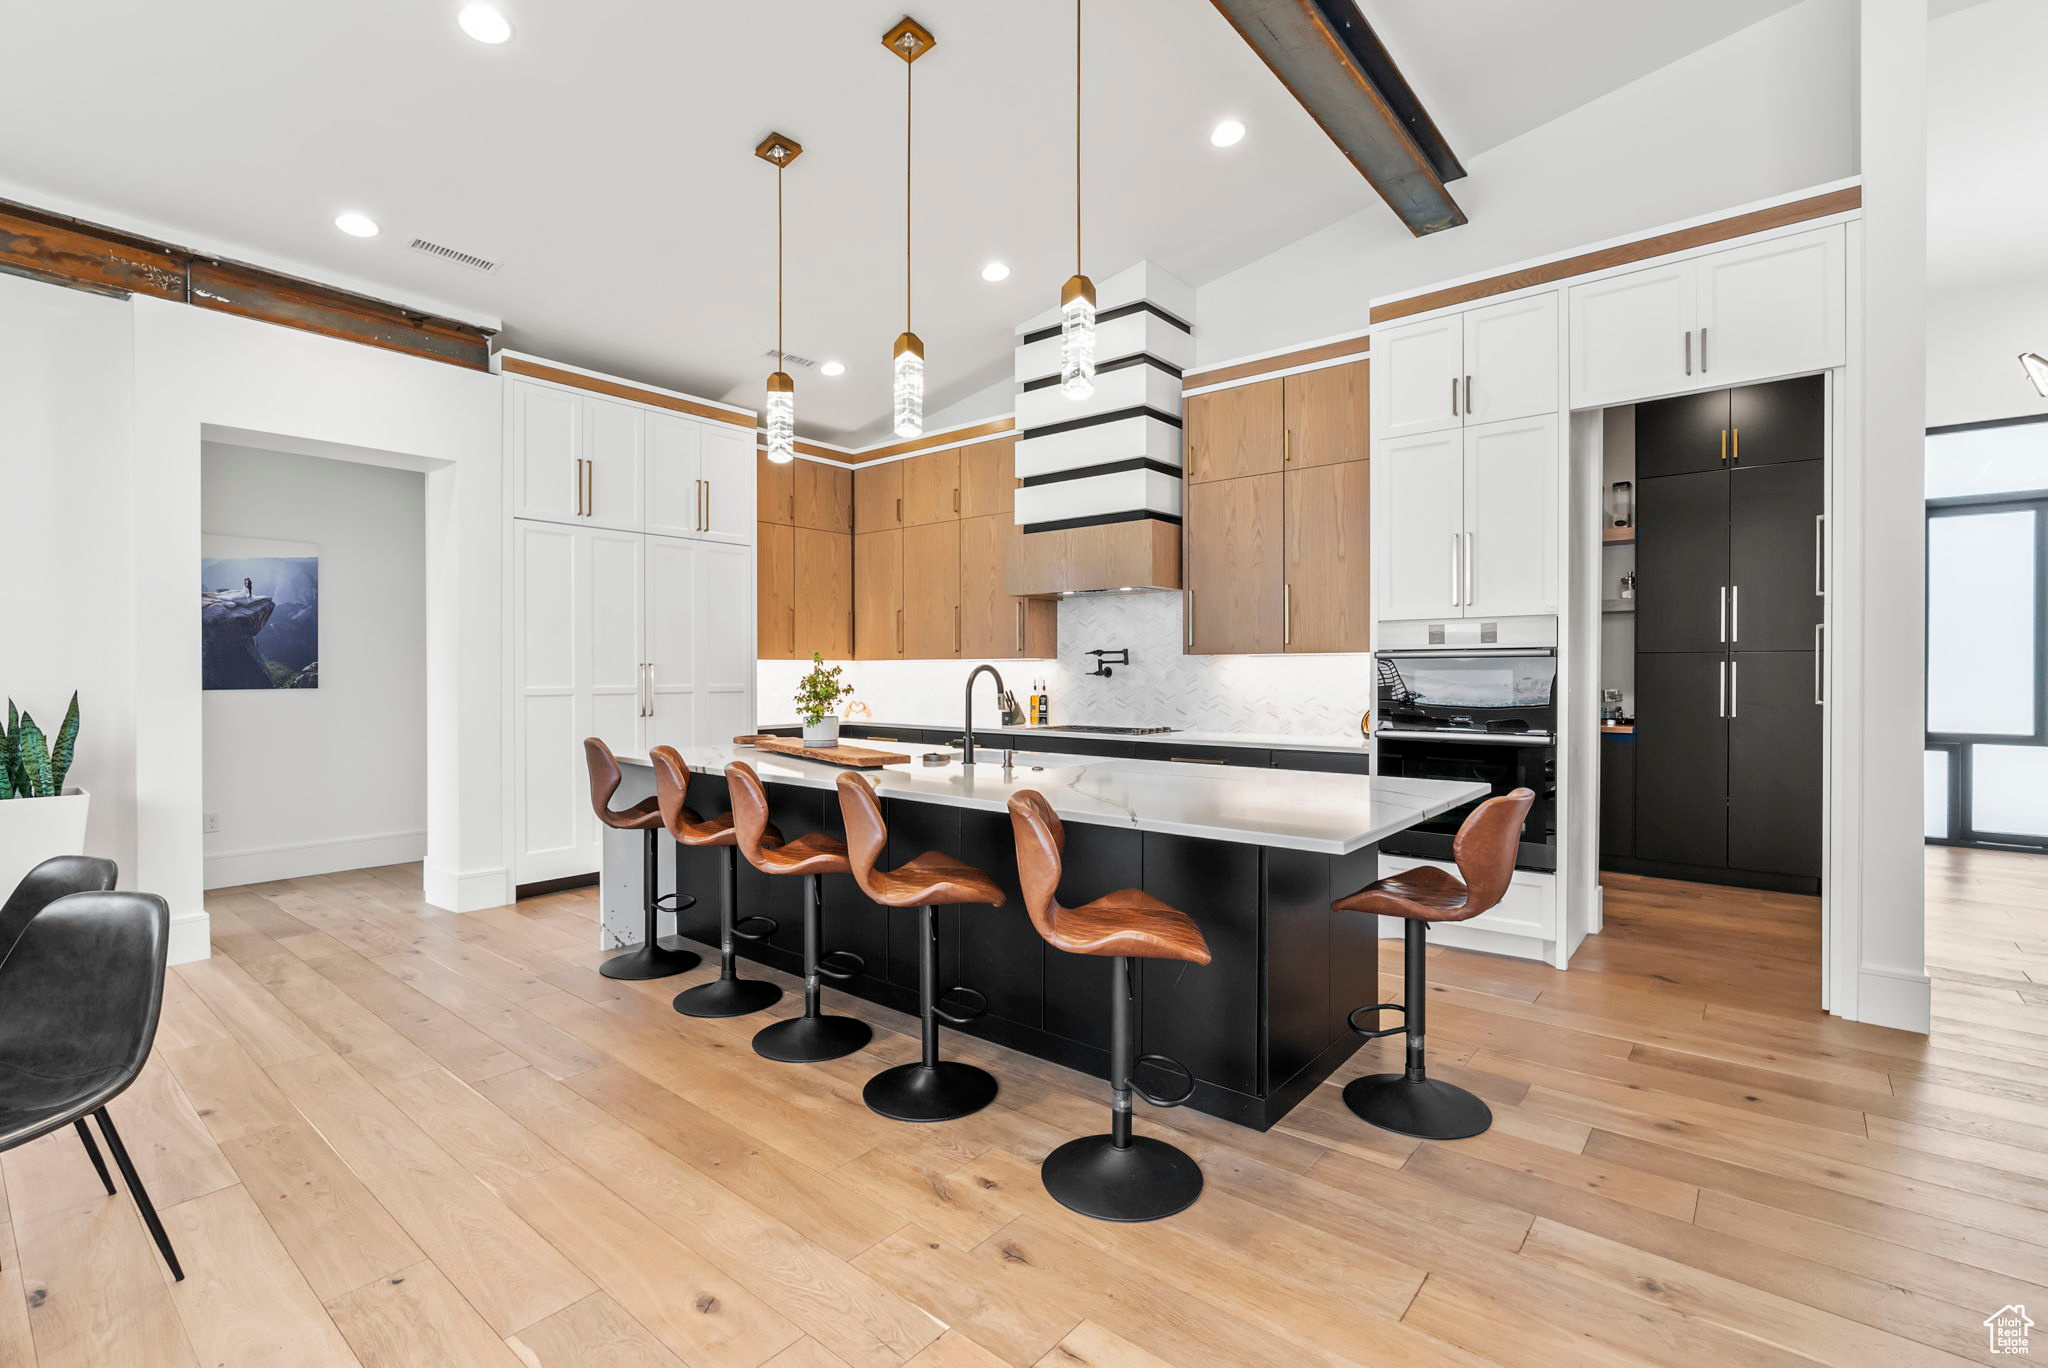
{"left": 758, "top": 591, "right": 1371, "bottom": 737}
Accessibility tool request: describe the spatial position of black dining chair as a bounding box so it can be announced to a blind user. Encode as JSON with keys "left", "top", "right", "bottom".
{"left": 0, "top": 890, "right": 183, "bottom": 1280}
{"left": 1, "top": 856, "right": 123, "bottom": 1185}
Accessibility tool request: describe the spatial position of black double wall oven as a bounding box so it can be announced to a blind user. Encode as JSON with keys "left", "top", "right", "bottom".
{"left": 1374, "top": 649, "right": 1558, "bottom": 872}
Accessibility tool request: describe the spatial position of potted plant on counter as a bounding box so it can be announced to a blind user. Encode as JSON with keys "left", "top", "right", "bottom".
{"left": 794, "top": 655, "right": 854, "bottom": 748}
{"left": 1, "top": 692, "right": 87, "bottom": 897}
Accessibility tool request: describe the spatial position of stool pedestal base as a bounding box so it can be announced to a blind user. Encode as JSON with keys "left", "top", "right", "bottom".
{"left": 753, "top": 1012, "right": 871, "bottom": 1063}
{"left": 1041, "top": 1134, "right": 1203, "bottom": 1223}
{"left": 675, "top": 976, "right": 783, "bottom": 1018}
{"left": 864, "top": 1060, "right": 997, "bottom": 1123}
{"left": 599, "top": 936, "right": 700, "bottom": 981}
{"left": 1341, "top": 1073, "right": 1491, "bottom": 1140}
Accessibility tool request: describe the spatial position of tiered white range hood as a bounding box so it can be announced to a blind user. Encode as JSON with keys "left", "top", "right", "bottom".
{"left": 1007, "top": 262, "right": 1194, "bottom": 595}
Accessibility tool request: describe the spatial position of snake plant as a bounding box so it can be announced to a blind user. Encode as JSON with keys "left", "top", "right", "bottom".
{"left": 1, "top": 693, "right": 79, "bottom": 799}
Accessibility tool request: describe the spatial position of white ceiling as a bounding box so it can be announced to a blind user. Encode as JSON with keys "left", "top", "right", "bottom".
{"left": 1928, "top": 0, "right": 2046, "bottom": 294}
{"left": 1, "top": 1, "right": 1813, "bottom": 444}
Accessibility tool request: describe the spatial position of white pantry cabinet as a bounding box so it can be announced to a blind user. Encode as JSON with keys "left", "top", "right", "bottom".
{"left": 1374, "top": 414, "right": 1558, "bottom": 622}
{"left": 1569, "top": 224, "right": 1845, "bottom": 409}
{"left": 645, "top": 412, "right": 755, "bottom": 545}
{"left": 1374, "top": 291, "right": 1558, "bottom": 440}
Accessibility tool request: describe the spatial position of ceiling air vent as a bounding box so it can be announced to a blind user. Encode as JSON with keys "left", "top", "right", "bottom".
{"left": 761, "top": 347, "right": 820, "bottom": 369}
{"left": 407, "top": 237, "right": 500, "bottom": 273}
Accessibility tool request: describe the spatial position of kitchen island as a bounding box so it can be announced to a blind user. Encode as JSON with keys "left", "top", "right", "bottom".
{"left": 601, "top": 744, "right": 1485, "bottom": 1129}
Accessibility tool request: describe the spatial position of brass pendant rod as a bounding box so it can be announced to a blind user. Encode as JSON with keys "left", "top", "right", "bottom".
{"left": 1074, "top": 0, "right": 1082, "bottom": 277}
{"left": 776, "top": 159, "right": 784, "bottom": 370}
{"left": 905, "top": 53, "right": 913, "bottom": 332}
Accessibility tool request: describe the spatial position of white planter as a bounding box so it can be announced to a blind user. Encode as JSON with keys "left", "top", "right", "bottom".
{"left": 0, "top": 788, "right": 90, "bottom": 899}
{"left": 802, "top": 717, "right": 841, "bottom": 748}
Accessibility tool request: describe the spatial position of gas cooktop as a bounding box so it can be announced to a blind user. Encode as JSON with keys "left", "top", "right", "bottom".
{"left": 1037, "top": 724, "right": 1175, "bottom": 735}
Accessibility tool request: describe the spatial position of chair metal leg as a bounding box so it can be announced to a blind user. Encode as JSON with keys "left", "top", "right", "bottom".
{"left": 1041, "top": 956, "right": 1203, "bottom": 1222}
{"left": 863, "top": 904, "right": 997, "bottom": 1122}
{"left": 603, "top": 829, "right": 700, "bottom": 980}
{"left": 1341, "top": 919, "right": 1492, "bottom": 1140}
{"left": 675, "top": 845, "right": 782, "bottom": 1017}
{"left": 94, "top": 1108, "right": 183, "bottom": 1282}
{"left": 75, "top": 1117, "right": 115, "bottom": 1194}
{"left": 753, "top": 874, "right": 870, "bottom": 1062}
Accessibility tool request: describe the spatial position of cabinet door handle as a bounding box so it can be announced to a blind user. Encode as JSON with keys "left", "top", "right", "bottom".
{"left": 788, "top": 606, "right": 795, "bottom": 656}
{"left": 1718, "top": 660, "right": 1726, "bottom": 718}
{"left": 1814, "top": 514, "right": 1826, "bottom": 596}
{"left": 953, "top": 487, "right": 960, "bottom": 513}
{"left": 1449, "top": 533, "right": 1461, "bottom": 608}
{"left": 1464, "top": 375, "right": 1473, "bottom": 416}
{"left": 1283, "top": 583, "right": 1292, "bottom": 646}
{"left": 587, "top": 459, "right": 596, "bottom": 516}
{"left": 954, "top": 605, "right": 961, "bottom": 653}
{"left": 1721, "top": 428, "right": 1728, "bottom": 463}
{"left": 1700, "top": 326, "right": 1709, "bottom": 374}
{"left": 1464, "top": 533, "right": 1474, "bottom": 606}
{"left": 896, "top": 607, "right": 904, "bottom": 654}
{"left": 1731, "top": 585, "right": 1740, "bottom": 643}
{"left": 1731, "top": 428, "right": 1739, "bottom": 464}
{"left": 1170, "top": 756, "right": 1227, "bottom": 765}
{"left": 1729, "top": 659, "right": 1738, "bottom": 718}
{"left": 1684, "top": 330, "right": 1693, "bottom": 377}
{"left": 1016, "top": 601, "right": 1025, "bottom": 654}
{"left": 1450, "top": 377, "right": 1460, "bottom": 418}
{"left": 1719, "top": 585, "right": 1727, "bottom": 643}
{"left": 1185, "top": 589, "right": 1195, "bottom": 647}
{"left": 573, "top": 459, "right": 582, "bottom": 516}
{"left": 1814, "top": 624, "right": 1825, "bottom": 704}
{"left": 896, "top": 496, "right": 903, "bottom": 524}
{"left": 1283, "top": 428, "right": 1291, "bottom": 463}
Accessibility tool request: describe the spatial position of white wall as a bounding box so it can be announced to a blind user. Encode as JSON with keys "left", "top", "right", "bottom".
{"left": 1926, "top": 276, "right": 2048, "bottom": 428}
{"left": 0, "top": 275, "right": 137, "bottom": 880}
{"left": 201, "top": 443, "right": 427, "bottom": 888}
{"left": 1195, "top": 0, "right": 1858, "bottom": 364}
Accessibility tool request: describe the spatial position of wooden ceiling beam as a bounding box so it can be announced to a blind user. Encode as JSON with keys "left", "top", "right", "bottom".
{"left": 1207, "top": 0, "right": 1466, "bottom": 237}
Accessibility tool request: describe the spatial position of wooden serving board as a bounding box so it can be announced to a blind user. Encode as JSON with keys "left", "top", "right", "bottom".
{"left": 732, "top": 735, "right": 913, "bottom": 768}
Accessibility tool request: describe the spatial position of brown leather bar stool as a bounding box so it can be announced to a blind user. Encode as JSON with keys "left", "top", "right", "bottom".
{"left": 650, "top": 747, "right": 783, "bottom": 1018}
{"left": 726, "top": 761, "right": 873, "bottom": 1063}
{"left": 1333, "top": 787, "right": 1534, "bottom": 1141}
{"left": 584, "top": 738, "right": 699, "bottom": 981}
{"left": 1007, "top": 790, "right": 1210, "bottom": 1223}
{"left": 836, "top": 772, "right": 1005, "bottom": 1122}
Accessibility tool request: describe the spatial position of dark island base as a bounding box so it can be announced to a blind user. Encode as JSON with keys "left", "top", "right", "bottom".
{"left": 606, "top": 767, "right": 1383, "bottom": 1131}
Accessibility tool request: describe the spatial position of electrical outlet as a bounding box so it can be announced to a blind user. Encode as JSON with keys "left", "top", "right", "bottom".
{"left": 203, "top": 813, "right": 221, "bottom": 834}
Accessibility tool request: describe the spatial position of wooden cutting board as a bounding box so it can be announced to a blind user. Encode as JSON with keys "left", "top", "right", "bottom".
{"left": 732, "top": 735, "right": 913, "bottom": 768}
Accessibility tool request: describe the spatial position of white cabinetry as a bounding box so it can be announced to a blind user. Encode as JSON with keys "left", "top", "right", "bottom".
{"left": 1373, "top": 428, "right": 1463, "bottom": 620}
{"left": 1375, "top": 416, "right": 1558, "bottom": 622}
{"left": 1569, "top": 224, "right": 1845, "bottom": 409}
{"left": 1374, "top": 292, "right": 1558, "bottom": 440}
{"left": 508, "top": 367, "right": 757, "bottom": 887}
{"left": 1377, "top": 855, "right": 1560, "bottom": 965}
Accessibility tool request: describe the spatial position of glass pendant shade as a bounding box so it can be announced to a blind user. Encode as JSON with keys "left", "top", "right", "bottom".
{"left": 893, "top": 332, "right": 925, "bottom": 438}
{"left": 765, "top": 371, "right": 796, "bottom": 463}
{"left": 1060, "top": 274, "right": 1096, "bottom": 400}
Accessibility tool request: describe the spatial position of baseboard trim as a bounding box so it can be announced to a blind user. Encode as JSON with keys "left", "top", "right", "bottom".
{"left": 204, "top": 829, "right": 427, "bottom": 891}
{"left": 423, "top": 863, "right": 514, "bottom": 914}
{"left": 1856, "top": 965, "right": 1932, "bottom": 1033}
{"left": 169, "top": 910, "right": 211, "bottom": 966}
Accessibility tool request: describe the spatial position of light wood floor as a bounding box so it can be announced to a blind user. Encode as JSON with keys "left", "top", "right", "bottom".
{"left": 2, "top": 846, "right": 2041, "bottom": 1367}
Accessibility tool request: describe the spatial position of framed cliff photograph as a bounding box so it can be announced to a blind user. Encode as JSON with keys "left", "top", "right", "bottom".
{"left": 201, "top": 535, "right": 320, "bottom": 690}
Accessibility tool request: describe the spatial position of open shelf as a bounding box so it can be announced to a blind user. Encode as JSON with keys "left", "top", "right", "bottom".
{"left": 1602, "top": 599, "right": 1635, "bottom": 614}
{"left": 1602, "top": 525, "right": 1637, "bottom": 546}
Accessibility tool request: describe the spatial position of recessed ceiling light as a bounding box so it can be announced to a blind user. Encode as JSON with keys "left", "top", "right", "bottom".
{"left": 1210, "top": 119, "right": 1247, "bottom": 148}
{"left": 458, "top": 3, "right": 513, "bottom": 43}
{"left": 820, "top": 360, "right": 846, "bottom": 377}
{"left": 333, "top": 212, "right": 381, "bottom": 238}
{"left": 981, "top": 261, "right": 1011, "bottom": 282}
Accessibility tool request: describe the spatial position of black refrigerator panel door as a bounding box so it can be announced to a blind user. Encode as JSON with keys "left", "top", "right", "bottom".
{"left": 1634, "top": 390, "right": 1732, "bottom": 478}
{"left": 1728, "top": 375, "right": 1825, "bottom": 468}
{"left": 1599, "top": 733, "right": 1635, "bottom": 860}
{"left": 1633, "top": 652, "right": 1729, "bottom": 870}
{"left": 1730, "top": 460, "right": 1826, "bottom": 653}
{"left": 1636, "top": 471, "right": 1731, "bottom": 654}
{"left": 1727, "top": 651, "right": 1824, "bottom": 879}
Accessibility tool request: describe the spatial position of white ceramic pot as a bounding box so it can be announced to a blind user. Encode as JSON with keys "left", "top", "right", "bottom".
{"left": 0, "top": 788, "right": 90, "bottom": 899}
{"left": 802, "top": 717, "right": 841, "bottom": 749}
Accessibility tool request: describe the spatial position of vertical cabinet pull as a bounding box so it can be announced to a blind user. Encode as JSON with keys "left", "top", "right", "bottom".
{"left": 1814, "top": 514, "right": 1826, "bottom": 596}
{"left": 896, "top": 496, "right": 903, "bottom": 524}
{"left": 1719, "top": 585, "right": 1728, "bottom": 643}
{"left": 588, "top": 459, "right": 595, "bottom": 516}
{"left": 1283, "top": 429, "right": 1291, "bottom": 463}
{"left": 1731, "top": 585, "right": 1740, "bottom": 644}
{"left": 953, "top": 487, "right": 960, "bottom": 513}
{"left": 1283, "top": 583, "right": 1292, "bottom": 646}
{"left": 1448, "top": 533, "right": 1461, "bottom": 608}
{"left": 1464, "top": 375, "right": 1473, "bottom": 417}
{"left": 1463, "top": 533, "right": 1474, "bottom": 607}
{"left": 1700, "top": 326, "right": 1709, "bottom": 373}
{"left": 1185, "top": 590, "right": 1195, "bottom": 647}
{"left": 1016, "top": 601, "right": 1025, "bottom": 654}
{"left": 1729, "top": 659, "right": 1738, "bottom": 718}
{"left": 1684, "top": 331, "right": 1692, "bottom": 376}
{"left": 1814, "top": 624, "right": 1826, "bottom": 704}
{"left": 1721, "top": 429, "right": 1728, "bottom": 463}
{"left": 954, "top": 605, "right": 961, "bottom": 653}
{"left": 1718, "top": 660, "right": 1726, "bottom": 718}
{"left": 896, "top": 608, "right": 903, "bottom": 654}
{"left": 1450, "top": 377, "right": 1460, "bottom": 418}
{"left": 1731, "top": 428, "right": 1739, "bottom": 464}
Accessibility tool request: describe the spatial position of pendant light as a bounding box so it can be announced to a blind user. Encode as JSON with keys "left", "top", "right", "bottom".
{"left": 755, "top": 132, "right": 803, "bottom": 464}
{"left": 884, "top": 18, "right": 935, "bottom": 439}
{"left": 1060, "top": 0, "right": 1096, "bottom": 401}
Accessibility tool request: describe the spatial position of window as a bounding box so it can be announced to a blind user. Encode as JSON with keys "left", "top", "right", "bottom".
{"left": 1925, "top": 417, "right": 2048, "bottom": 850}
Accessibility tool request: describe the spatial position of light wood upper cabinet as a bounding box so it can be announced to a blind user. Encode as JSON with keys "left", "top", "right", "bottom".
{"left": 854, "top": 463, "right": 904, "bottom": 533}
{"left": 1283, "top": 461, "right": 1370, "bottom": 653}
{"left": 793, "top": 460, "right": 852, "bottom": 533}
{"left": 794, "top": 529, "right": 852, "bottom": 659}
{"left": 1186, "top": 377, "right": 1283, "bottom": 483}
{"left": 960, "top": 514, "right": 1054, "bottom": 659}
{"left": 853, "top": 529, "right": 904, "bottom": 658}
{"left": 1184, "top": 473, "right": 1284, "bottom": 655}
{"left": 1282, "top": 362, "right": 1367, "bottom": 471}
{"left": 902, "top": 449, "right": 961, "bottom": 525}
{"left": 958, "top": 439, "right": 1015, "bottom": 518}
{"left": 758, "top": 452, "right": 794, "bottom": 524}
{"left": 757, "top": 521, "right": 796, "bottom": 659}
{"left": 902, "top": 521, "right": 962, "bottom": 658}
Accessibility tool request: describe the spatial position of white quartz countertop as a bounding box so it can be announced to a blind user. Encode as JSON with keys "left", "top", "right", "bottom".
{"left": 757, "top": 720, "right": 1373, "bottom": 756}
{"left": 619, "top": 744, "right": 1481, "bottom": 856}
